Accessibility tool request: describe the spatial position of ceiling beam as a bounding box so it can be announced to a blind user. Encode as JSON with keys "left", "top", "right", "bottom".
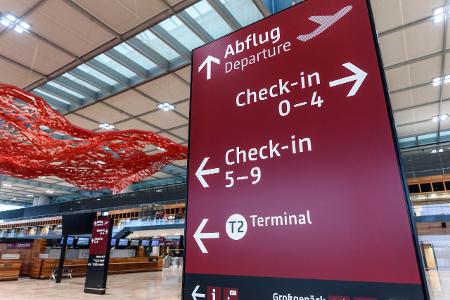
{"left": 177, "top": 11, "right": 214, "bottom": 43}
{"left": 151, "top": 26, "right": 191, "bottom": 59}
{"left": 127, "top": 38, "right": 170, "bottom": 70}
{"left": 207, "top": 0, "right": 241, "bottom": 31}
{"left": 252, "top": 0, "right": 271, "bottom": 17}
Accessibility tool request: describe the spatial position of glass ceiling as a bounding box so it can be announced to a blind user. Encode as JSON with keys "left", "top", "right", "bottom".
{"left": 186, "top": 1, "right": 233, "bottom": 39}
{"left": 31, "top": 0, "right": 265, "bottom": 115}
{"left": 135, "top": 30, "right": 180, "bottom": 61}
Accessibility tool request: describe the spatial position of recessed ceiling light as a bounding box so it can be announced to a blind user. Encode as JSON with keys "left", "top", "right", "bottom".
{"left": 439, "top": 148, "right": 444, "bottom": 153}
{"left": 157, "top": 103, "right": 175, "bottom": 111}
{"left": 99, "top": 123, "right": 115, "bottom": 130}
{"left": 432, "top": 114, "right": 448, "bottom": 122}
{"left": 19, "top": 21, "right": 30, "bottom": 30}
{"left": 2, "top": 183, "right": 12, "bottom": 187}
{"left": 5, "top": 14, "right": 16, "bottom": 22}
{"left": 431, "top": 149, "right": 438, "bottom": 154}
{"left": 26, "top": 194, "right": 34, "bottom": 197}
{"left": 39, "top": 176, "right": 46, "bottom": 179}
{"left": 157, "top": 147, "right": 166, "bottom": 151}
{"left": 433, "top": 77, "right": 442, "bottom": 86}
{"left": 434, "top": 7, "right": 446, "bottom": 23}
{"left": 0, "top": 19, "right": 9, "bottom": 27}
{"left": 11, "top": 198, "right": 16, "bottom": 201}
{"left": 0, "top": 14, "right": 31, "bottom": 33}
{"left": 46, "top": 190, "right": 54, "bottom": 194}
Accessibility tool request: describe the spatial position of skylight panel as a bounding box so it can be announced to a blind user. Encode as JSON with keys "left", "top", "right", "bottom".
{"left": 185, "top": 0, "right": 232, "bottom": 39}
{"left": 158, "top": 15, "right": 204, "bottom": 51}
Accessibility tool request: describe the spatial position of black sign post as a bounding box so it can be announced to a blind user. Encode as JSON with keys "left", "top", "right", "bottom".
{"left": 84, "top": 218, "right": 113, "bottom": 295}
{"left": 55, "top": 234, "right": 67, "bottom": 283}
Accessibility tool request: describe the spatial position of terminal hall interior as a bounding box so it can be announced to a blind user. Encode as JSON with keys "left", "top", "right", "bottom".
{"left": 0, "top": 0, "right": 449, "bottom": 299}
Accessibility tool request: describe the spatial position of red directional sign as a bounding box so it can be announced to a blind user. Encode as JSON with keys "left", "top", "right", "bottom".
{"left": 184, "top": 1, "right": 428, "bottom": 299}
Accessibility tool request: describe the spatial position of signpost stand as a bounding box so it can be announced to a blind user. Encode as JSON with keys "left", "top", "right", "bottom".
{"left": 184, "top": 0, "right": 429, "bottom": 299}
{"left": 84, "top": 217, "right": 113, "bottom": 295}
{"left": 55, "top": 234, "right": 67, "bottom": 284}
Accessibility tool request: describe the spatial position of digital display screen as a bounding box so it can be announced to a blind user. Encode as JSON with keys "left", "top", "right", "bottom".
{"left": 111, "top": 239, "right": 116, "bottom": 246}
{"left": 61, "top": 236, "right": 75, "bottom": 246}
{"left": 151, "top": 240, "right": 159, "bottom": 247}
{"left": 130, "top": 240, "right": 140, "bottom": 247}
{"left": 118, "top": 239, "right": 128, "bottom": 246}
{"left": 77, "top": 237, "right": 90, "bottom": 246}
{"left": 141, "top": 240, "right": 150, "bottom": 247}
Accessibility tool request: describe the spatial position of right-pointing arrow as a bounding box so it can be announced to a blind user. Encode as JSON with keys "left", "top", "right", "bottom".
{"left": 194, "top": 219, "right": 220, "bottom": 254}
{"left": 195, "top": 157, "right": 220, "bottom": 188}
{"left": 192, "top": 285, "right": 205, "bottom": 300}
{"left": 329, "top": 62, "right": 368, "bottom": 97}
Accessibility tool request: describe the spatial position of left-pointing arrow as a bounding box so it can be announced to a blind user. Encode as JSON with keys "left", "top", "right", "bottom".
{"left": 192, "top": 285, "right": 205, "bottom": 300}
{"left": 195, "top": 157, "right": 220, "bottom": 188}
{"left": 329, "top": 62, "right": 367, "bottom": 97}
{"left": 194, "top": 219, "right": 220, "bottom": 254}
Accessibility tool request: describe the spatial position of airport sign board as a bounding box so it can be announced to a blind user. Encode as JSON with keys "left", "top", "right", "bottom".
{"left": 185, "top": 1, "right": 428, "bottom": 299}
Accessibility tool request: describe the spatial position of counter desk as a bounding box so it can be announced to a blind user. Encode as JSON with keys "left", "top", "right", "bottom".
{"left": 0, "top": 259, "right": 22, "bottom": 281}
{"left": 30, "top": 256, "right": 163, "bottom": 279}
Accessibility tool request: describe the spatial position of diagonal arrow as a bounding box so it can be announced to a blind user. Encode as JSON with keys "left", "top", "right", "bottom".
{"left": 192, "top": 285, "right": 205, "bottom": 300}
{"left": 195, "top": 157, "right": 220, "bottom": 188}
{"left": 329, "top": 62, "right": 367, "bottom": 97}
{"left": 198, "top": 55, "right": 220, "bottom": 80}
{"left": 194, "top": 219, "right": 220, "bottom": 254}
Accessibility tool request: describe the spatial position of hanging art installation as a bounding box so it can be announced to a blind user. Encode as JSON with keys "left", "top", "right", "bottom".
{"left": 0, "top": 84, "right": 187, "bottom": 193}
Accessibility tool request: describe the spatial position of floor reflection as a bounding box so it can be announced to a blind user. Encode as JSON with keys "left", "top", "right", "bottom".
{"left": 427, "top": 269, "right": 450, "bottom": 299}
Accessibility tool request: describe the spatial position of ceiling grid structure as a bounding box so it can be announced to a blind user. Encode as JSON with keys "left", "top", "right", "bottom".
{"left": 371, "top": 0, "right": 450, "bottom": 148}
{"left": 7, "top": 0, "right": 450, "bottom": 204}
{"left": 0, "top": 0, "right": 267, "bottom": 206}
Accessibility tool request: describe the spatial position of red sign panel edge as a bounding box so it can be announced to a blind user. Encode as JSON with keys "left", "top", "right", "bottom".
{"left": 182, "top": 0, "right": 430, "bottom": 298}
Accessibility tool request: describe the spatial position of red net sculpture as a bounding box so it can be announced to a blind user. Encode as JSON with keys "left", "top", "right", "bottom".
{"left": 0, "top": 84, "right": 187, "bottom": 193}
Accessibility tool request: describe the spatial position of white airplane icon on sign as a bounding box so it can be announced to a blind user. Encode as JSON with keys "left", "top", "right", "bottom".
{"left": 297, "top": 5, "right": 352, "bottom": 42}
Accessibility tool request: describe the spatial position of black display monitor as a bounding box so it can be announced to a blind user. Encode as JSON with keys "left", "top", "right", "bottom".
{"left": 111, "top": 239, "right": 117, "bottom": 246}
{"left": 151, "top": 240, "right": 160, "bottom": 247}
{"left": 61, "top": 236, "right": 75, "bottom": 246}
{"left": 62, "top": 213, "right": 97, "bottom": 235}
{"left": 130, "top": 240, "right": 140, "bottom": 247}
{"left": 77, "top": 237, "right": 90, "bottom": 246}
{"left": 118, "top": 239, "right": 128, "bottom": 247}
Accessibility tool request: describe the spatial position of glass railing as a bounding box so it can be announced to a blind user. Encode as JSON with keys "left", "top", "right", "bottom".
{"left": 414, "top": 204, "right": 450, "bottom": 216}
{"left": 112, "top": 218, "right": 185, "bottom": 234}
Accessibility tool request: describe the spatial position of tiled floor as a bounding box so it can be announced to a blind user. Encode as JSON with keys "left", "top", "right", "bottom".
{"left": 1, "top": 269, "right": 449, "bottom": 299}
{"left": 427, "top": 269, "right": 450, "bottom": 300}
{"left": 0, "top": 269, "right": 182, "bottom": 300}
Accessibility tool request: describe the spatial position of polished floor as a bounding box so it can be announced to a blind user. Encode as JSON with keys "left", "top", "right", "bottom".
{"left": 0, "top": 269, "right": 182, "bottom": 300}
{"left": 427, "top": 269, "right": 450, "bottom": 300}
{"left": 1, "top": 269, "right": 450, "bottom": 299}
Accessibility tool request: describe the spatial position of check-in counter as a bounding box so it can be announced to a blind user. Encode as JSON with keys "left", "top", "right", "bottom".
{"left": 30, "top": 256, "right": 163, "bottom": 279}
{"left": 0, "top": 255, "right": 22, "bottom": 281}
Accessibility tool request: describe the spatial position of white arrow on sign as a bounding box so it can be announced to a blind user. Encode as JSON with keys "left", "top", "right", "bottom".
{"left": 194, "top": 219, "right": 220, "bottom": 254}
{"left": 198, "top": 55, "right": 220, "bottom": 80}
{"left": 196, "top": 157, "right": 220, "bottom": 188}
{"left": 329, "top": 62, "right": 367, "bottom": 97}
{"left": 192, "top": 285, "right": 205, "bottom": 300}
